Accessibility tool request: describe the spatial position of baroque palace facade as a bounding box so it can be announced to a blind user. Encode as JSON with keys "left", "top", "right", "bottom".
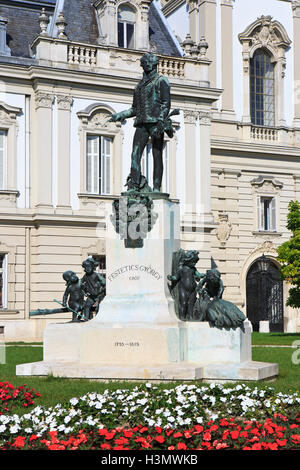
{"left": 0, "top": 0, "right": 299, "bottom": 340}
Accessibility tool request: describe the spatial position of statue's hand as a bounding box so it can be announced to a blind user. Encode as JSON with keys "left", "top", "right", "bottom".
{"left": 153, "top": 120, "right": 164, "bottom": 138}
{"left": 109, "top": 113, "right": 124, "bottom": 123}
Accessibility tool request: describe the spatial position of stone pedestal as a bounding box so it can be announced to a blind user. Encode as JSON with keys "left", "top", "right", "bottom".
{"left": 16, "top": 196, "right": 278, "bottom": 382}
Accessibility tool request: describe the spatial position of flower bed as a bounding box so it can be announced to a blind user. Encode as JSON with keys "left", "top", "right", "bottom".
{"left": 0, "top": 382, "right": 41, "bottom": 415}
{"left": 0, "top": 383, "right": 299, "bottom": 450}
{"left": 1, "top": 416, "right": 300, "bottom": 450}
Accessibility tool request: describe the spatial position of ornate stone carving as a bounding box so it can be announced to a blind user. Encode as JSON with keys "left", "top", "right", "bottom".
{"left": 57, "top": 95, "right": 73, "bottom": 111}
{"left": 38, "top": 8, "right": 49, "bottom": 36}
{"left": 216, "top": 212, "right": 232, "bottom": 246}
{"left": 77, "top": 104, "right": 122, "bottom": 132}
{"left": 0, "top": 101, "right": 22, "bottom": 124}
{"left": 183, "top": 109, "right": 198, "bottom": 124}
{"left": 250, "top": 175, "right": 283, "bottom": 192}
{"left": 35, "top": 92, "right": 54, "bottom": 110}
{"left": 250, "top": 240, "right": 278, "bottom": 256}
{"left": 198, "top": 110, "right": 211, "bottom": 126}
{"left": 239, "top": 16, "right": 291, "bottom": 58}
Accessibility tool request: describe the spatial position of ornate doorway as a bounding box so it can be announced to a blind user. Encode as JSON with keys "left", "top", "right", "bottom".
{"left": 246, "top": 255, "right": 284, "bottom": 332}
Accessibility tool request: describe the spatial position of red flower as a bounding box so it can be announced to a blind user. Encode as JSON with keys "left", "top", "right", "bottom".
{"left": 154, "top": 436, "right": 165, "bottom": 444}
{"left": 139, "top": 426, "right": 148, "bottom": 434}
{"left": 177, "top": 442, "right": 187, "bottom": 450}
{"left": 291, "top": 434, "right": 300, "bottom": 444}
{"left": 230, "top": 430, "right": 239, "bottom": 440}
{"left": 100, "top": 443, "right": 111, "bottom": 450}
{"left": 12, "top": 437, "right": 26, "bottom": 449}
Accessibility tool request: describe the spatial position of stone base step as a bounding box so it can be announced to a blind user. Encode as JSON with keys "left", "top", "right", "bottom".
{"left": 16, "top": 360, "right": 278, "bottom": 383}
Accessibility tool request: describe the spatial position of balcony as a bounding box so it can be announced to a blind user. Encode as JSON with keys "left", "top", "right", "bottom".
{"left": 31, "top": 36, "right": 211, "bottom": 87}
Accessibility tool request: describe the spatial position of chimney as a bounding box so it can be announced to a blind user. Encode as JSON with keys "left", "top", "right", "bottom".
{"left": 0, "top": 16, "right": 11, "bottom": 56}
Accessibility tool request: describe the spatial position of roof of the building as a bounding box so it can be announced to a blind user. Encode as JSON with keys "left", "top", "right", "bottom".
{"left": 0, "top": 0, "right": 181, "bottom": 59}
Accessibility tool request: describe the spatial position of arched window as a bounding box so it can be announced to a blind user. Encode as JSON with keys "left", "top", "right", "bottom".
{"left": 250, "top": 49, "right": 275, "bottom": 127}
{"left": 117, "top": 4, "right": 136, "bottom": 49}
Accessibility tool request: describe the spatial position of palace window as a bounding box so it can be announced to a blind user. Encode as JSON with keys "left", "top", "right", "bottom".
{"left": 0, "top": 130, "right": 6, "bottom": 189}
{"left": 141, "top": 142, "right": 169, "bottom": 193}
{"left": 250, "top": 49, "right": 275, "bottom": 127}
{"left": 257, "top": 196, "right": 276, "bottom": 231}
{"left": 117, "top": 4, "right": 136, "bottom": 49}
{"left": 0, "top": 254, "right": 7, "bottom": 309}
{"left": 86, "top": 135, "right": 113, "bottom": 195}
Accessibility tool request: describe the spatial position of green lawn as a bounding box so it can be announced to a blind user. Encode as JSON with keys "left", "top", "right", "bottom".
{"left": 1, "top": 335, "right": 299, "bottom": 413}
{"left": 252, "top": 332, "right": 300, "bottom": 345}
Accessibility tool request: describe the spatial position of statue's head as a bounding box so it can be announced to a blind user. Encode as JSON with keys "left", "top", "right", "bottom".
{"left": 140, "top": 53, "right": 158, "bottom": 73}
{"left": 182, "top": 250, "right": 199, "bottom": 266}
{"left": 63, "top": 270, "right": 78, "bottom": 284}
{"left": 206, "top": 269, "right": 221, "bottom": 281}
{"left": 82, "top": 257, "right": 98, "bottom": 274}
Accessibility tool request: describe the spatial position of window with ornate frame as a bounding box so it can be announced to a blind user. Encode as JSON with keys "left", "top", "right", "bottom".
{"left": 77, "top": 104, "right": 123, "bottom": 203}
{"left": 257, "top": 196, "right": 276, "bottom": 232}
{"left": 251, "top": 175, "right": 283, "bottom": 234}
{"left": 86, "top": 135, "right": 113, "bottom": 195}
{"left": 250, "top": 49, "right": 275, "bottom": 127}
{"left": 239, "top": 16, "right": 291, "bottom": 128}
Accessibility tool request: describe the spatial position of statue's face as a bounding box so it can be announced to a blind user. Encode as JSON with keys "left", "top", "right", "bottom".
{"left": 84, "top": 262, "right": 94, "bottom": 274}
{"left": 140, "top": 55, "right": 157, "bottom": 73}
{"left": 70, "top": 272, "right": 78, "bottom": 283}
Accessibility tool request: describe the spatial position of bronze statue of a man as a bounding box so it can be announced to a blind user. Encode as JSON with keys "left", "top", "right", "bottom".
{"left": 110, "top": 53, "right": 171, "bottom": 192}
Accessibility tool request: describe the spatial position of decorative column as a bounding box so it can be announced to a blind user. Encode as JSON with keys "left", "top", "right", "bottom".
{"left": 220, "top": 0, "right": 235, "bottom": 118}
{"left": 292, "top": 1, "right": 300, "bottom": 128}
{"left": 198, "top": 0, "right": 217, "bottom": 88}
{"left": 198, "top": 110, "right": 213, "bottom": 222}
{"left": 33, "top": 91, "right": 54, "bottom": 209}
{"left": 183, "top": 109, "right": 198, "bottom": 216}
{"left": 56, "top": 95, "right": 73, "bottom": 212}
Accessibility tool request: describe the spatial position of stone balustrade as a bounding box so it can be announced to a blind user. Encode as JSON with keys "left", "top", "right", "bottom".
{"left": 31, "top": 36, "right": 211, "bottom": 86}
{"left": 250, "top": 125, "right": 279, "bottom": 142}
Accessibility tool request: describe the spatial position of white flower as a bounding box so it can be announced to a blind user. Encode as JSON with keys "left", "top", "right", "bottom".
{"left": 64, "top": 416, "right": 71, "bottom": 424}
{"left": 167, "top": 416, "right": 175, "bottom": 423}
{"left": 137, "top": 398, "right": 148, "bottom": 406}
{"left": 9, "top": 425, "right": 20, "bottom": 434}
{"left": 70, "top": 398, "right": 79, "bottom": 406}
{"left": 0, "top": 425, "right": 6, "bottom": 433}
{"left": 24, "top": 427, "right": 33, "bottom": 434}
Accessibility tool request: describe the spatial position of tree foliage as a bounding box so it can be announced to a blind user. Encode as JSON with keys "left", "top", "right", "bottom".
{"left": 276, "top": 200, "right": 300, "bottom": 308}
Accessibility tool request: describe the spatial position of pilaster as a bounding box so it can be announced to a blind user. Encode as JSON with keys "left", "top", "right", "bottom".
{"left": 32, "top": 91, "right": 55, "bottom": 210}
{"left": 56, "top": 95, "right": 73, "bottom": 212}
{"left": 198, "top": 0, "right": 217, "bottom": 88}
{"left": 220, "top": 0, "right": 235, "bottom": 118}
